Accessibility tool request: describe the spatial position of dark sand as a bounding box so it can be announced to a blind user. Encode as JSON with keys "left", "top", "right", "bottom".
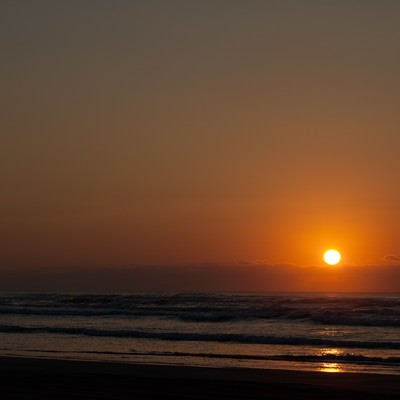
{"left": 0, "top": 356, "right": 399, "bottom": 399}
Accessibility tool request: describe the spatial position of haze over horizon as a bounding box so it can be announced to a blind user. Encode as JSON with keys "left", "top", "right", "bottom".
{"left": 1, "top": 1, "right": 400, "bottom": 291}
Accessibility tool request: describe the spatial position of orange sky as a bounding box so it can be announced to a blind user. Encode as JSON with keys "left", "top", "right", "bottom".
{"left": 1, "top": 2, "right": 399, "bottom": 291}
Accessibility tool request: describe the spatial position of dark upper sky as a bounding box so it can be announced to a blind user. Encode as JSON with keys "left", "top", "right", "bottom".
{"left": 1, "top": 1, "right": 400, "bottom": 290}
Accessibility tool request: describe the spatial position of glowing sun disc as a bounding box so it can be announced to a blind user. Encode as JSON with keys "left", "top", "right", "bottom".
{"left": 323, "top": 249, "right": 341, "bottom": 265}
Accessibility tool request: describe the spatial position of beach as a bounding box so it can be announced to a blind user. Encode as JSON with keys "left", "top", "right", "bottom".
{"left": 1, "top": 356, "right": 399, "bottom": 399}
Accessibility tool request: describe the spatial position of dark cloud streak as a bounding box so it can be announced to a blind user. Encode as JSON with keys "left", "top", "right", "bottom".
{"left": 384, "top": 255, "right": 400, "bottom": 262}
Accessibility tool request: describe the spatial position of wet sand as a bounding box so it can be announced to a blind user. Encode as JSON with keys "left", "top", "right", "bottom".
{"left": 0, "top": 356, "right": 399, "bottom": 399}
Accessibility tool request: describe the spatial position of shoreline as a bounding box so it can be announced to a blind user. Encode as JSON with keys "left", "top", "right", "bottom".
{"left": 1, "top": 356, "right": 399, "bottom": 399}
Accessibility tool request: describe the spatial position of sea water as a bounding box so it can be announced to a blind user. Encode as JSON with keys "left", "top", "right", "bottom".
{"left": 0, "top": 292, "right": 399, "bottom": 374}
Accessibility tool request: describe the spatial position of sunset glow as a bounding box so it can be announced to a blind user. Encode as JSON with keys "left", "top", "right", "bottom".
{"left": 1, "top": 1, "right": 400, "bottom": 293}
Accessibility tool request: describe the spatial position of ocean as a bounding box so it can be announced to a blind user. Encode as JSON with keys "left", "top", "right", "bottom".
{"left": 0, "top": 292, "right": 399, "bottom": 374}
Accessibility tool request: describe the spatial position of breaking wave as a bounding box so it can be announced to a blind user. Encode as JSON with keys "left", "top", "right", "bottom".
{"left": 132, "top": 350, "right": 400, "bottom": 365}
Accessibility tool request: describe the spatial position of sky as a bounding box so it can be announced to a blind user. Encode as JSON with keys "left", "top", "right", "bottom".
{"left": 1, "top": 1, "right": 400, "bottom": 291}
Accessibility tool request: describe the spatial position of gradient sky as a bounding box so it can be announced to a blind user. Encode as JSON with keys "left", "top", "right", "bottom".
{"left": 1, "top": 1, "right": 400, "bottom": 291}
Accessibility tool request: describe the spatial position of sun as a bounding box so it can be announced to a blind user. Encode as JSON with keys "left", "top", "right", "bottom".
{"left": 323, "top": 249, "right": 341, "bottom": 265}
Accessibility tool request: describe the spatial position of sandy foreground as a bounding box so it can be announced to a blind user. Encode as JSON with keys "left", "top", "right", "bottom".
{"left": 0, "top": 356, "right": 399, "bottom": 399}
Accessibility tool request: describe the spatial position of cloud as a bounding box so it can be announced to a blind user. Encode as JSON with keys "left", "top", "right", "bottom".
{"left": 2, "top": 263, "right": 400, "bottom": 292}
{"left": 238, "top": 259, "right": 270, "bottom": 266}
{"left": 384, "top": 255, "right": 400, "bottom": 262}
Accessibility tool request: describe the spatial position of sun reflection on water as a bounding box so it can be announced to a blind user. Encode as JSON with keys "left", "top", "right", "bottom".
{"left": 320, "top": 348, "right": 341, "bottom": 356}
{"left": 318, "top": 348, "right": 343, "bottom": 372}
{"left": 319, "top": 362, "right": 343, "bottom": 373}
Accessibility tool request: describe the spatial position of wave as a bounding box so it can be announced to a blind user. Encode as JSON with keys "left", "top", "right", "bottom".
{"left": 0, "top": 323, "right": 399, "bottom": 349}
{"left": 132, "top": 350, "right": 400, "bottom": 365}
{"left": 0, "top": 292, "right": 399, "bottom": 327}
{"left": 3, "top": 347, "right": 399, "bottom": 366}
